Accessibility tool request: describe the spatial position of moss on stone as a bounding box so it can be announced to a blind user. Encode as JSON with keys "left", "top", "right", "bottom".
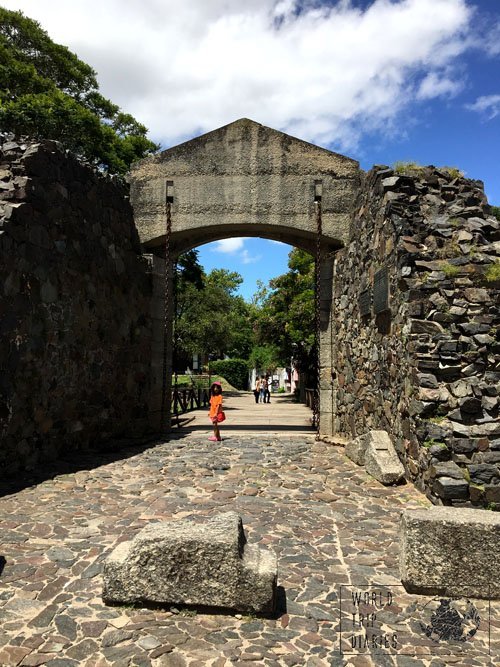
{"left": 441, "top": 262, "right": 460, "bottom": 277}
{"left": 485, "top": 262, "right": 500, "bottom": 283}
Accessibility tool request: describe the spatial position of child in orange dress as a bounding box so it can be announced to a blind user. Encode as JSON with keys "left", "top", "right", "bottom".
{"left": 208, "top": 381, "right": 223, "bottom": 442}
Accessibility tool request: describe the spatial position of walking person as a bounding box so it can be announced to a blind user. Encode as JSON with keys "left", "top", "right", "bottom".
{"left": 208, "top": 381, "right": 224, "bottom": 441}
{"left": 260, "top": 376, "right": 267, "bottom": 403}
{"left": 254, "top": 376, "right": 261, "bottom": 404}
{"left": 265, "top": 375, "right": 271, "bottom": 403}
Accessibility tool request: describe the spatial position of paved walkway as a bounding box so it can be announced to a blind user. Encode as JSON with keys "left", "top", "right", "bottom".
{"left": 1, "top": 396, "right": 498, "bottom": 666}
{"left": 175, "top": 391, "right": 315, "bottom": 436}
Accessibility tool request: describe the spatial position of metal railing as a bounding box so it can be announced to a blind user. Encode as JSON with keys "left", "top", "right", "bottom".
{"left": 172, "top": 385, "right": 210, "bottom": 417}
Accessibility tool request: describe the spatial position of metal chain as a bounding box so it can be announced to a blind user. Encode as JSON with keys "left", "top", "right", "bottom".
{"left": 173, "top": 257, "right": 179, "bottom": 393}
{"left": 160, "top": 196, "right": 172, "bottom": 431}
{"left": 314, "top": 199, "right": 322, "bottom": 436}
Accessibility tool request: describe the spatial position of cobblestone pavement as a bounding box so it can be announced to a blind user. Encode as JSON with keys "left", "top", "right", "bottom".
{"left": 1, "top": 432, "right": 498, "bottom": 667}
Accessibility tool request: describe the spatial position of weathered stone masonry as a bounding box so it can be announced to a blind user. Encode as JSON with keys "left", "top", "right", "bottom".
{"left": 1, "top": 121, "right": 499, "bottom": 511}
{"left": 331, "top": 165, "right": 500, "bottom": 506}
{"left": 0, "top": 137, "right": 154, "bottom": 474}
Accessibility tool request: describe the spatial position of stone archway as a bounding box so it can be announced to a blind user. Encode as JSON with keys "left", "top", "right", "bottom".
{"left": 129, "top": 118, "right": 361, "bottom": 437}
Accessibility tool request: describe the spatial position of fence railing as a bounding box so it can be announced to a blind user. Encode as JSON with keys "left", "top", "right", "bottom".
{"left": 172, "top": 385, "right": 210, "bottom": 420}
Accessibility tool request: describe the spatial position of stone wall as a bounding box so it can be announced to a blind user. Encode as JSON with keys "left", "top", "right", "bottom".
{"left": 0, "top": 137, "right": 154, "bottom": 474}
{"left": 331, "top": 165, "right": 499, "bottom": 507}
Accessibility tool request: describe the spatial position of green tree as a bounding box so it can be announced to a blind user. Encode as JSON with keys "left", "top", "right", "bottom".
{"left": 0, "top": 8, "right": 158, "bottom": 173}
{"left": 248, "top": 344, "right": 281, "bottom": 373}
{"left": 174, "top": 260, "right": 254, "bottom": 365}
{"left": 253, "top": 248, "right": 315, "bottom": 372}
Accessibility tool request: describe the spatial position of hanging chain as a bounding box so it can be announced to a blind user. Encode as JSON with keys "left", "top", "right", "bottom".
{"left": 313, "top": 198, "right": 322, "bottom": 436}
{"left": 173, "top": 256, "right": 179, "bottom": 395}
{"left": 160, "top": 194, "right": 172, "bottom": 431}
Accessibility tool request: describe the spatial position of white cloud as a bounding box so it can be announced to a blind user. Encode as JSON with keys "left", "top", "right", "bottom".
{"left": 212, "top": 238, "right": 246, "bottom": 253}
{"left": 2, "top": 0, "right": 474, "bottom": 151}
{"left": 417, "top": 71, "right": 463, "bottom": 100}
{"left": 209, "top": 238, "right": 263, "bottom": 264}
{"left": 466, "top": 94, "right": 500, "bottom": 120}
{"left": 241, "top": 250, "right": 263, "bottom": 264}
{"left": 482, "top": 20, "right": 500, "bottom": 57}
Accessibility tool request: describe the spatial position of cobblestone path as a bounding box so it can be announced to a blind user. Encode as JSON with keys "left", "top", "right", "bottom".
{"left": 1, "top": 434, "right": 498, "bottom": 666}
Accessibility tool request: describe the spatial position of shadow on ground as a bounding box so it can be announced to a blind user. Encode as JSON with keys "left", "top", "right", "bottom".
{"left": 1, "top": 392, "right": 312, "bottom": 497}
{"left": 0, "top": 435, "right": 164, "bottom": 498}
{"left": 175, "top": 424, "right": 314, "bottom": 433}
{"left": 103, "top": 585, "right": 288, "bottom": 620}
{"left": 0, "top": 423, "right": 312, "bottom": 498}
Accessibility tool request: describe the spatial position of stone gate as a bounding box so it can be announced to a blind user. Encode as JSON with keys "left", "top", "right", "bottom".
{"left": 129, "top": 118, "right": 361, "bottom": 439}
{"left": 1, "top": 121, "right": 498, "bottom": 507}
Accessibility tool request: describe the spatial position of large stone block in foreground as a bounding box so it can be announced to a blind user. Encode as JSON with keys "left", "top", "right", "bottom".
{"left": 346, "top": 430, "right": 405, "bottom": 484}
{"left": 102, "top": 512, "right": 277, "bottom": 613}
{"left": 400, "top": 507, "right": 500, "bottom": 599}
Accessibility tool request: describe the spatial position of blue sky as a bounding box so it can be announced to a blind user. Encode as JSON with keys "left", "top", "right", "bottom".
{"left": 3, "top": 0, "right": 500, "bottom": 300}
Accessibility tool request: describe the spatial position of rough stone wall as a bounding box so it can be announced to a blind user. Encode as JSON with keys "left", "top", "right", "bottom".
{"left": 332, "top": 166, "right": 499, "bottom": 507}
{"left": 0, "top": 137, "right": 154, "bottom": 474}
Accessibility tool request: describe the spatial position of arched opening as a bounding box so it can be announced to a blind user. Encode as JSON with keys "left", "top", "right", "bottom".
{"left": 144, "top": 229, "right": 336, "bottom": 436}
{"left": 130, "top": 118, "right": 360, "bottom": 437}
{"left": 173, "top": 236, "right": 319, "bottom": 430}
{"left": 142, "top": 223, "right": 343, "bottom": 257}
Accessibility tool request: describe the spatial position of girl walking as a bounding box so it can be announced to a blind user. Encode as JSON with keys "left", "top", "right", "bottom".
{"left": 208, "top": 381, "right": 224, "bottom": 441}
{"left": 254, "top": 376, "right": 261, "bottom": 404}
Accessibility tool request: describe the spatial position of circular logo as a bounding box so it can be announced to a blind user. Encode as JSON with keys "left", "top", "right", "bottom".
{"left": 418, "top": 598, "right": 481, "bottom": 643}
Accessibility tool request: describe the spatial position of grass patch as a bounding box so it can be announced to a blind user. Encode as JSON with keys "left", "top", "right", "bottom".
{"left": 428, "top": 416, "right": 447, "bottom": 424}
{"left": 392, "top": 162, "right": 463, "bottom": 179}
{"left": 441, "top": 262, "right": 460, "bottom": 278}
{"left": 423, "top": 438, "right": 444, "bottom": 448}
{"left": 393, "top": 161, "right": 424, "bottom": 176}
{"left": 173, "top": 373, "right": 240, "bottom": 392}
{"left": 485, "top": 262, "right": 500, "bottom": 283}
{"left": 441, "top": 166, "right": 464, "bottom": 179}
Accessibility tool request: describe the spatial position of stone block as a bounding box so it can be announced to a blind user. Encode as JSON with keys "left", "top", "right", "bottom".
{"left": 344, "top": 433, "right": 366, "bottom": 465}
{"left": 467, "top": 464, "right": 500, "bottom": 485}
{"left": 428, "top": 444, "right": 450, "bottom": 461}
{"left": 485, "top": 485, "right": 500, "bottom": 504}
{"left": 451, "top": 438, "right": 478, "bottom": 454}
{"left": 103, "top": 512, "right": 277, "bottom": 613}
{"left": 357, "top": 430, "right": 405, "bottom": 484}
{"left": 429, "top": 461, "right": 465, "bottom": 480}
{"left": 411, "top": 319, "right": 445, "bottom": 335}
{"left": 400, "top": 507, "right": 500, "bottom": 599}
{"left": 432, "top": 476, "right": 469, "bottom": 500}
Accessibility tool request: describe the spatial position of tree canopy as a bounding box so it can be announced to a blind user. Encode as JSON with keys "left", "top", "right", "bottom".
{"left": 173, "top": 246, "right": 316, "bottom": 377}
{"left": 174, "top": 252, "right": 255, "bottom": 368}
{"left": 0, "top": 8, "right": 158, "bottom": 173}
{"left": 252, "top": 247, "right": 316, "bottom": 373}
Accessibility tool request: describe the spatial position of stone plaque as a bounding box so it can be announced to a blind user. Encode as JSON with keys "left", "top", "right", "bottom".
{"left": 373, "top": 267, "right": 389, "bottom": 314}
{"left": 359, "top": 289, "right": 371, "bottom": 317}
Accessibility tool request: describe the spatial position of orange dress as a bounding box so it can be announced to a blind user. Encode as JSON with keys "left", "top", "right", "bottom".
{"left": 208, "top": 394, "right": 222, "bottom": 420}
